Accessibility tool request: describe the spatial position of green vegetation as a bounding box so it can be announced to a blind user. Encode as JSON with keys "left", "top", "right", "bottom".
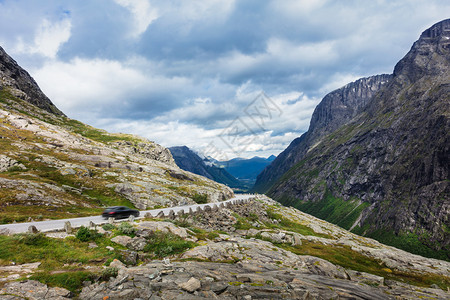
{"left": 359, "top": 228, "right": 450, "bottom": 261}
{"left": 102, "top": 223, "right": 116, "bottom": 231}
{"left": 192, "top": 193, "right": 208, "bottom": 204}
{"left": 265, "top": 209, "right": 331, "bottom": 238}
{"left": 30, "top": 271, "right": 94, "bottom": 293}
{"left": 290, "top": 190, "right": 369, "bottom": 230}
{"left": 232, "top": 212, "right": 252, "bottom": 230}
{"left": 75, "top": 226, "right": 101, "bottom": 242}
{"left": 62, "top": 119, "right": 138, "bottom": 144}
{"left": 100, "top": 266, "right": 119, "bottom": 281}
{"left": 117, "top": 222, "right": 136, "bottom": 237}
{"left": 0, "top": 233, "right": 115, "bottom": 269}
{"left": 143, "top": 231, "right": 195, "bottom": 258}
{"left": 0, "top": 232, "right": 122, "bottom": 293}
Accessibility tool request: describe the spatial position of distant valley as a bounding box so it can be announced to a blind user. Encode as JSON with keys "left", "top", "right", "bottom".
{"left": 170, "top": 145, "right": 274, "bottom": 191}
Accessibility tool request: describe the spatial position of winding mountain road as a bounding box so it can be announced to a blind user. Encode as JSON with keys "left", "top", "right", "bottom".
{"left": 0, "top": 194, "right": 253, "bottom": 234}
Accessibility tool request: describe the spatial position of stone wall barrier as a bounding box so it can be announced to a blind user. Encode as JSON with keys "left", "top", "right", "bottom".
{"left": 64, "top": 221, "right": 72, "bottom": 234}
{"left": 28, "top": 225, "right": 39, "bottom": 234}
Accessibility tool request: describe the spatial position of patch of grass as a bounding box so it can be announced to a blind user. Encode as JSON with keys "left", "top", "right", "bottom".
{"left": 173, "top": 218, "right": 192, "bottom": 228}
{"left": 143, "top": 231, "right": 195, "bottom": 258}
{"left": 292, "top": 190, "right": 368, "bottom": 230}
{"left": 365, "top": 229, "right": 449, "bottom": 261}
{"left": 192, "top": 193, "right": 208, "bottom": 204}
{"left": 61, "top": 119, "right": 139, "bottom": 144}
{"left": 0, "top": 234, "right": 115, "bottom": 270}
{"left": 187, "top": 226, "right": 222, "bottom": 241}
{"left": 265, "top": 209, "right": 331, "bottom": 238}
{"left": 30, "top": 271, "right": 94, "bottom": 293}
{"left": 232, "top": 213, "right": 252, "bottom": 230}
{"left": 117, "top": 222, "right": 136, "bottom": 237}
{"left": 102, "top": 223, "right": 116, "bottom": 231}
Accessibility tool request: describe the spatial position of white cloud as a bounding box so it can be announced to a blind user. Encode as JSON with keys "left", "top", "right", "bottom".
{"left": 31, "top": 57, "right": 190, "bottom": 121}
{"left": 114, "top": 0, "right": 159, "bottom": 37}
{"left": 14, "top": 18, "right": 71, "bottom": 58}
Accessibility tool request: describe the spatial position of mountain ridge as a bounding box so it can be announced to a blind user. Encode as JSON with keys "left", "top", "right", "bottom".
{"left": 169, "top": 146, "right": 246, "bottom": 189}
{"left": 264, "top": 19, "right": 450, "bottom": 259}
{"left": 253, "top": 73, "right": 392, "bottom": 193}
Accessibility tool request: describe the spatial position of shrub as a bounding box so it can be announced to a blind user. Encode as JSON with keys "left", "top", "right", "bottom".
{"left": 102, "top": 223, "right": 115, "bottom": 231}
{"left": 118, "top": 222, "right": 136, "bottom": 236}
{"left": 76, "top": 226, "right": 100, "bottom": 242}
{"left": 144, "top": 231, "right": 195, "bottom": 258}
{"left": 100, "top": 267, "right": 118, "bottom": 281}
{"left": 192, "top": 193, "right": 208, "bottom": 204}
{"left": 17, "top": 233, "right": 48, "bottom": 246}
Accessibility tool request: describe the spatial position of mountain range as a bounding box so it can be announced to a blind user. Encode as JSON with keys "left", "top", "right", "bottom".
{"left": 219, "top": 155, "right": 276, "bottom": 186}
{"left": 169, "top": 146, "right": 246, "bottom": 189}
{"left": 253, "top": 19, "right": 450, "bottom": 260}
{"left": 169, "top": 146, "right": 275, "bottom": 190}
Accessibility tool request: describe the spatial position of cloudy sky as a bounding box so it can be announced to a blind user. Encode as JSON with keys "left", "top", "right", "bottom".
{"left": 0, "top": 0, "right": 448, "bottom": 159}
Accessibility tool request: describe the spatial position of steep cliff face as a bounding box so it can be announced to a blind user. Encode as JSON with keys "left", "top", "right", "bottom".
{"left": 169, "top": 146, "right": 245, "bottom": 189}
{"left": 0, "top": 46, "right": 64, "bottom": 116}
{"left": 268, "top": 19, "right": 450, "bottom": 259}
{"left": 253, "top": 74, "right": 392, "bottom": 193}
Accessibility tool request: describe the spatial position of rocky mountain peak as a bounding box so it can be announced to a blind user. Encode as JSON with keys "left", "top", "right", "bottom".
{"left": 0, "top": 46, "right": 64, "bottom": 116}
{"left": 420, "top": 18, "right": 450, "bottom": 40}
{"left": 253, "top": 74, "right": 391, "bottom": 193}
{"left": 308, "top": 74, "right": 392, "bottom": 140}
{"left": 393, "top": 19, "right": 450, "bottom": 81}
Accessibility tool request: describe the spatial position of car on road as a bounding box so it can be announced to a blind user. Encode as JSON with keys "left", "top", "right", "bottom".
{"left": 102, "top": 206, "right": 139, "bottom": 219}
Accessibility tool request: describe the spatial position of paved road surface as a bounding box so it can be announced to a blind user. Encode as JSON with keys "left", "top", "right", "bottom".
{"left": 0, "top": 194, "right": 253, "bottom": 234}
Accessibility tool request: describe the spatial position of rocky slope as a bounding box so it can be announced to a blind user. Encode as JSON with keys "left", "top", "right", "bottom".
{"left": 169, "top": 146, "right": 245, "bottom": 189}
{"left": 266, "top": 19, "right": 450, "bottom": 259}
{"left": 0, "top": 47, "right": 233, "bottom": 223}
{"left": 253, "top": 74, "right": 391, "bottom": 193}
{"left": 0, "top": 196, "right": 448, "bottom": 299}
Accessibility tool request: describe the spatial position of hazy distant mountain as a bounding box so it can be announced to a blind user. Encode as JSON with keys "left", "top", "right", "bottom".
{"left": 219, "top": 155, "right": 276, "bottom": 186}
{"left": 169, "top": 146, "right": 246, "bottom": 189}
